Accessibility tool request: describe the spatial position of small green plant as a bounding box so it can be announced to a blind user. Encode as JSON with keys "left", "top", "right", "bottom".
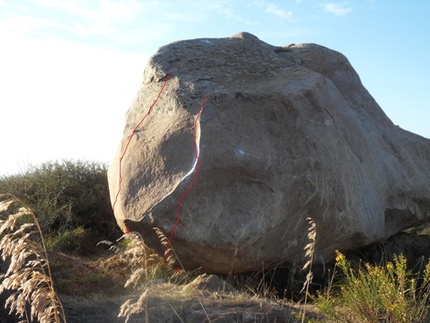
{"left": 316, "top": 250, "right": 430, "bottom": 323}
{"left": 0, "top": 194, "right": 66, "bottom": 323}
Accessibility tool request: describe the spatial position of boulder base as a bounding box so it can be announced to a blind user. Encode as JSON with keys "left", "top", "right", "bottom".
{"left": 108, "top": 32, "right": 430, "bottom": 273}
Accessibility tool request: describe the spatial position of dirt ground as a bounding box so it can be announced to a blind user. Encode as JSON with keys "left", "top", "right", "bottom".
{"left": 4, "top": 229, "right": 430, "bottom": 322}
{"left": 50, "top": 252, "right": 322, "bottom": 323}
{"left": 60, "top": 283, "right": 323, "bottom": 323}
{"left": 56, "top": 228, "right": 430, "bottom": 323}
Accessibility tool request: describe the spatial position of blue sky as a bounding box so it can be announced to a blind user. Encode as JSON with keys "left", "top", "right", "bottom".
{"left": 0, "top": 0, "right": 429, "bottom": 176}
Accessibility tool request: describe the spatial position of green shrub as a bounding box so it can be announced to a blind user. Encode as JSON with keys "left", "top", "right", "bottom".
{"left": 316, "top": 250, "right": 430, "bottom": 322}
{"left": 0, "top": 160, "right": 121, "bottom": 255}
{"left": 47, "top": 226, "right": 97, "bottom": 256}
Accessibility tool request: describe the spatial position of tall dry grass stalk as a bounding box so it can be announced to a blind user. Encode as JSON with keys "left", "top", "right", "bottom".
{"left": 154, "top": 227, "right": 185, "bottom": 271}
{"left": 301, "top": 217, "right": 316, "bottom": 323}
{"left": 0, "top": 194, "right": 66, "bottom": 323}
{"left": 117, "top": 228, "right": 184, "bottom": 323}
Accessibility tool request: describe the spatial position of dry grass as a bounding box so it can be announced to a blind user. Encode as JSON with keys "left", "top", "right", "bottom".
{"left": 300, "top": 217, "right": 317, "bottom": 322}
{"left": 9, "top": 184, "right": 430, "bottom": 323}
{"left": 113, "top": 228, "right": 299, "bottom": 322}
{"left": 0, "top": 194, "right": 66, "bottom": 323}
{"left": 117, "top": 280, "right": 297, "bottom": 323}
{"left": 115, "top": 228, "right": 193, "bottom": 323}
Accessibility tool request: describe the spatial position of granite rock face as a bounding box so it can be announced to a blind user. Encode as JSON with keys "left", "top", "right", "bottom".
{"left": 108, "top": 32, "right": 430, "bottom": 273}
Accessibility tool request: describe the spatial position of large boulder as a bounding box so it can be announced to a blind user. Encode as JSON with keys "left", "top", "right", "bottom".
{"left": 108, "top": 32, "right": 430, "bottom": 274}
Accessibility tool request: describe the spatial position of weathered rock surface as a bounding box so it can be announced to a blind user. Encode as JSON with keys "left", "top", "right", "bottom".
{"left": 108, "top": 32, "right": 430, "bottom": 274}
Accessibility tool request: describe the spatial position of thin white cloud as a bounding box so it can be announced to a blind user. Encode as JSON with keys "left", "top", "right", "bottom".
{"left": 254, "top": 1, "right": 293, "bottom": 21}
{"left": 0, "top": 14, "right": 67, "bottom": 36}
{"left": 323, "top": 2, "right": 353, "bottom": 16}
{"left": 219, "top": 5, "right": 246, "bottom": 23}
{"left": 36, "top": 0, "right": 141, "bottom": 36}
{"left": 37, "top": 0, "right": 137, "bottom": 20}
{"left": 265, "top": 3, "right": 293, "bottom": 20}
{"left": 212, "top": 2, "right": 255, "bottom": 25}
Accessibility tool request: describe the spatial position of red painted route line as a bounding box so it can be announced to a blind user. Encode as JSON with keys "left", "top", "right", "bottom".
{"left": 165, "top": 95, "right": 208, "bottom": 258}
{"left": 112, "top": 73, "right": 172, "bottom": 221}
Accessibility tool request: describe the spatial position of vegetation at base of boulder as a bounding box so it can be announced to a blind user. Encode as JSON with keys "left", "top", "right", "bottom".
{"left": 116, "top": 229, "right": 190, "bottom": 323}
{"left": 2, "top": 161, "right": 430, "bottom": 322}
{"left": 315, "top": 250, "right": 430, "bottom": 322}
{"left": 0, "top": 160, "right": 121, "bottom": 255}
{"left": 114, "top": 230, "right": 299, "bottom": 322}
{"left": 0, "top": 194, "right": 66, "bottom": 323}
